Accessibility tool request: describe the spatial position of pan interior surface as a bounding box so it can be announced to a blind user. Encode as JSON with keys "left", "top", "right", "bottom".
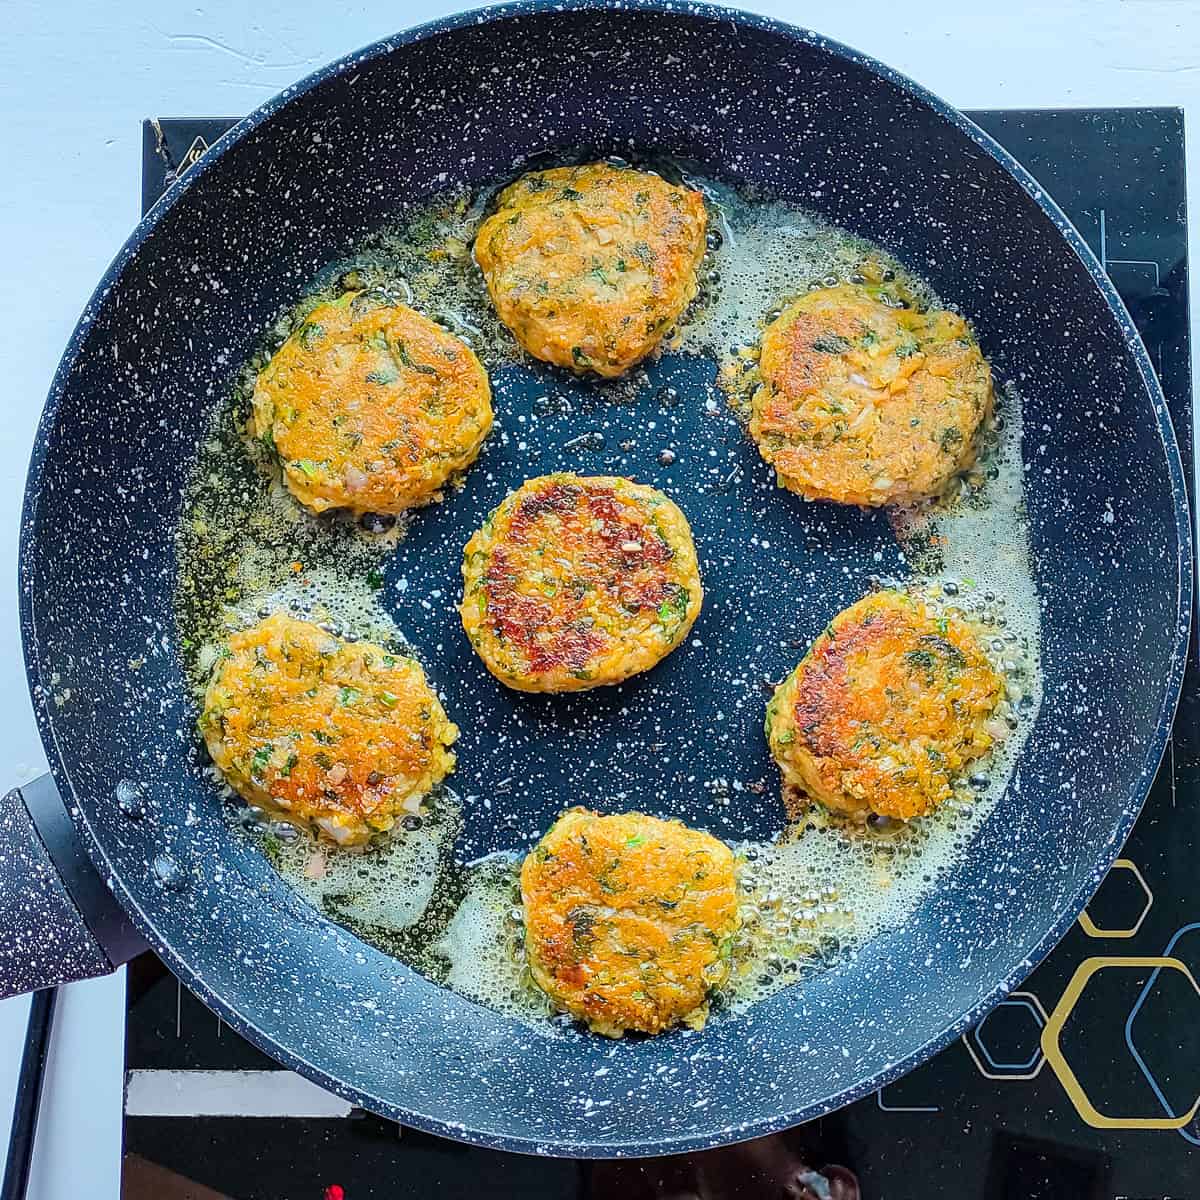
{"left": 20, "top": 2, "right": 1189, "bottom": 1156}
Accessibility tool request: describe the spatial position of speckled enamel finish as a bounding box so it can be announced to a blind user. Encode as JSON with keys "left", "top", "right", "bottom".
{"left": 0, "top": 787, "right": 111, "bottom": 996}
{"left": 18, "top": 0, "right": 1191, "bottom": 1158}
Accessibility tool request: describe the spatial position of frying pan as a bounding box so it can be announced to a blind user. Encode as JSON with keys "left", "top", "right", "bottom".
{"left": 2, "top": 0, "right": 1190, "bottom": 1158}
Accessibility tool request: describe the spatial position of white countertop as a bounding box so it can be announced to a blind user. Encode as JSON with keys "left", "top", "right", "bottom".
{"left": 2, "top": 1, "right": 1198, "bottom": 1194}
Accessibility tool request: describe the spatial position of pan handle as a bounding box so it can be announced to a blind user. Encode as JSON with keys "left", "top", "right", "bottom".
{"left": 0, "top": 775, "right": 146, "bottom": 999}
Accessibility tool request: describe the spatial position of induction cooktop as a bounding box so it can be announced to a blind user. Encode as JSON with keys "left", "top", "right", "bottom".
{"left": 122, "top": 107, "right": 1195, "bottom": 1200}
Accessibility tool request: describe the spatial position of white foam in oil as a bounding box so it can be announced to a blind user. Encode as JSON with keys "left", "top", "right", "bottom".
{"left": 274, "top": 805, "right": 451, "bottom": 932}
{"left": 434, "top": 853, "right": 556, "bottom": 1024}
{"left": 679, "top": 171, "right": 935, "bottom": 365}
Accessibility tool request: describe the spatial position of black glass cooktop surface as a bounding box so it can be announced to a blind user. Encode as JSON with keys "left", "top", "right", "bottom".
{"left": 124, "top": 108, "right": 1194, "bottom": 1200}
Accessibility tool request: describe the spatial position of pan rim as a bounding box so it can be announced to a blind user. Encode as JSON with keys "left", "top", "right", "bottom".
{"left": 18, "top": 0, "right": 1194, "bottom": 1158}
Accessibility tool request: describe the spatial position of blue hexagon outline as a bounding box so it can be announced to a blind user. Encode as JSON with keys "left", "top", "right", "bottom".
{"left": 1125, "top": 922, "right": 1200, "bottom": 1146}
{"left": 973, "top": 996, "right": 1045, "bottom": 1072}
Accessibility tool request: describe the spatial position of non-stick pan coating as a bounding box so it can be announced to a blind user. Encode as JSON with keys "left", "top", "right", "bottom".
{"left": 19, "top": 1, "right": 1191, "bottom": 1156}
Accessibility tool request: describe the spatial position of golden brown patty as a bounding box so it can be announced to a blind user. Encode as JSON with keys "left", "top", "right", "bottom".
{"left": 474, "top": 163, "right": 707, "bottom": 377}
{"left": 520, "top": 809, "right": 739, "bottom": 1036}
{"left": 250, "top": 292, "right": 492, "bottom": 516}
{"left": 459, "top": 473, "right": 702, "bottom": 692}
{"left": 750, "top": 282, "right": 993, "bottom": 506}
{"left": 200, "top": 613, "right": 458, "bottom": 845}
{"left": 765, "top": 591, "right": 1004, "bottom": 821}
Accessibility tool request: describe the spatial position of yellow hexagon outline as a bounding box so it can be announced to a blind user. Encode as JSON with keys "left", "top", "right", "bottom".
{"left": 1041, "top": 956, "right": 1200, "bottom": 1129}
{"left": 1078, "top": 859, "right": 1152, "bottom": 939}
{"left": 962, "top": 990, "right": 1049, "bottom": 1080}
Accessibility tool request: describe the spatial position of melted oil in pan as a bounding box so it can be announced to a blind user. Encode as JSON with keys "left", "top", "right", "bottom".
{"left": 176, "top": 164, "right": 1043, "bottom": 1032}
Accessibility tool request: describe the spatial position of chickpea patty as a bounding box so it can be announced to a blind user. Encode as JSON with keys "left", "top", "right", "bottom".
{"left": 251, "top": 291, "right": 492, "bottom": 516}
{"left": 521, "top": 810, "right": 739, "bottom": 1036}
{"left": 460, "top": 473, "right": 702, "bottom": 692}
{"left": 765, "top": 591, "right": 1004, "bottom": 821}
{"left": 474, "top": 163, "right": 707, "bottom": 377}
{"left": 750, "top": 282, "right": 993, "bottom": 506}
{"left": 200, "top": 613, "right": 458, "bottom": 845}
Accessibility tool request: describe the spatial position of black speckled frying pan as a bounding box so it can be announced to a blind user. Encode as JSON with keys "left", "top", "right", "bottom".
{"left": 0, "top": 0, "right": 1190, "bottom": 1158}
